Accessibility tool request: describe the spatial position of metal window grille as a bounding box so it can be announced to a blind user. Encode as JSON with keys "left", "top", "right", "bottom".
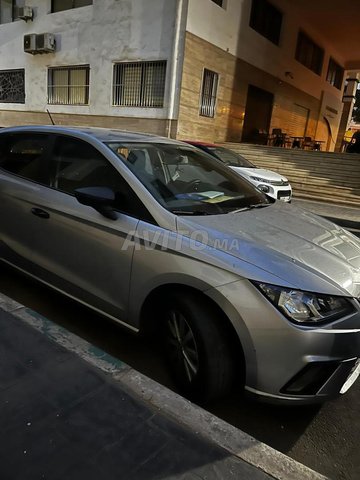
{"left": 0, "top": 69, "right": 25, "bottom": 103}
{"left": 200, "top": 69, "right": 218, "bottom": 118}
{"left": 48, "top": 66, "right": 90, "bottom": 105}
{"left": 52, "top": 0, "right": 92, "bottom": 13}
{"left": 113, "top": 61, "right": 166, "bottom": 108}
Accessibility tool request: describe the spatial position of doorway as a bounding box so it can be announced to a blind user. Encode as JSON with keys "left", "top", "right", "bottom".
{"left": 242, "top": 85, "right": 274, "bottom": 143}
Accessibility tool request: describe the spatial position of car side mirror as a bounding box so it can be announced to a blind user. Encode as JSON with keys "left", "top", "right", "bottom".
{"left": 74, "top": 186, "right": 118, "bottom": 220}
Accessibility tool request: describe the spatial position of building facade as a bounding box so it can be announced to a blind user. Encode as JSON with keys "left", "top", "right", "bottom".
{"left": 0, "top": 0, "right": 184, "bottom": 136}
{"left": 0, "top": 0, "right": 358, "bottom": 150}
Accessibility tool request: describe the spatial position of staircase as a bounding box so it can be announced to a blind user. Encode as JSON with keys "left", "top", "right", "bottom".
{"left": 222, "top": 143, "right": 360, "bottom": 207}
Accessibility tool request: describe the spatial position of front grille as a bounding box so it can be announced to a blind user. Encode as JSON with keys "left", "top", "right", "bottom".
{"left": 277, "top": 190, "right": 291, "bottom": 199}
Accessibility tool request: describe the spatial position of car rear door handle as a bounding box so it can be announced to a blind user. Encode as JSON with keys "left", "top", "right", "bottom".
{"left": 31, "top": 207, "right": 50, "bottom": 219}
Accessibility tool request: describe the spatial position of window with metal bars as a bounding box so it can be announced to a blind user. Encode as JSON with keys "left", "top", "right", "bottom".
{"left": 112, "top": 61, "right": 167, "bottom": 108}
{"left": 326, "top": 58, "right": 344, "bottom": 90}
{"left": 0, "top": 69, "right": 25, "bottom": 103}
{"left": 48, "top": 66, "right": 90, "bottom": 105}
{"left": 51, "top": 0, "right": 92, "bottom": 13}
{"left": 199, "top": 69, "right": 218, "bottom": 118}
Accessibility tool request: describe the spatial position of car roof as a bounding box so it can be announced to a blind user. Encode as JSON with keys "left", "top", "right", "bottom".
{"left": 0, "top": 125, "right": 187, "bottom": 146}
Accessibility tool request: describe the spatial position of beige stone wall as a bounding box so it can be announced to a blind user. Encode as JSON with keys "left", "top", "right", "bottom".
{"left": 176, "top": 33, "right": 245, "bottom": 142}
{"left": 0, "top": 110, "right": 173, "bottom": 137}
{"left": 177, "top": 32, "right": 323, "bottom": 145}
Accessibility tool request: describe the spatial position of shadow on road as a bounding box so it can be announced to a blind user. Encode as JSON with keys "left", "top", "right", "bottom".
{"left": 207, "top": 394, "right": 321, "bottom": 454}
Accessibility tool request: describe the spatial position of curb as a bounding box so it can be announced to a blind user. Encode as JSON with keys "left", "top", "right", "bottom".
{"left": 0, "top": 292, "right": 327, "bottom": 480}
{"left": 291, "top": 198, "right": 360, "bottom": 233}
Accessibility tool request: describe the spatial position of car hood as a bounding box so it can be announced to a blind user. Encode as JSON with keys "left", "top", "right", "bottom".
{"left": 177, "top": 202, "right": 360, "bottom": 297}
{"left": 231, "top": 166, "right": 288, "bottom": 182}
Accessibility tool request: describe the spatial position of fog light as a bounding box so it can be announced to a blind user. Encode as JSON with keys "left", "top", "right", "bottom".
{"left": 281, "top": 362, "right": 339, "bottom": 395}
{"left": 258, "top": 185, "right": 270, "bottom": 193}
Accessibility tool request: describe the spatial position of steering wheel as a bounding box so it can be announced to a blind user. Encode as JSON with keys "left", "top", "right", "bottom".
{"left": 184, "top": 179, "right": 202, "bottom": 193}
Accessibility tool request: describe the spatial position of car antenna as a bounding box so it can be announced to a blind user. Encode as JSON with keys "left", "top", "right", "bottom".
{"left": 46, "top": 109, "right": 55, "bottom": 125}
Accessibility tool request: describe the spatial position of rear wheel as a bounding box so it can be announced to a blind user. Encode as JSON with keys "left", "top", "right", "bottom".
{"left": 161, "top": 292, "right": 236, "bottom": 402}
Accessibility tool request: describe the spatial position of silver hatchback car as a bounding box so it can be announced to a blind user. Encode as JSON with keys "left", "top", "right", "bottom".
{"left": 1, "top": 126, "right": 360, "bottom": 404}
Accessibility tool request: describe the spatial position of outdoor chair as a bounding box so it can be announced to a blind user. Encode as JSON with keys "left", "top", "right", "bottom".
{"left": 302, "top": 137, "right": 314, "bottom": 150}
{"left": 272, "top": 128, "right": 287, "bottom": 147}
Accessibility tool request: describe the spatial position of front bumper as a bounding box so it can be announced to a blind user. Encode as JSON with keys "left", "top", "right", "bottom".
{"left": 245, "top": 357, "right": 360, "bottom": 405}
{"left": 252, "top": 181, "right": 292, "bottom": 202}
{"left": 213, "top": 280, "right": 360, "bottom": 404}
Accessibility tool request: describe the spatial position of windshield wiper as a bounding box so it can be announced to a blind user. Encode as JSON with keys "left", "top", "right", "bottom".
{"left": 228, "top": 203, "right": 271, "bottom": 214}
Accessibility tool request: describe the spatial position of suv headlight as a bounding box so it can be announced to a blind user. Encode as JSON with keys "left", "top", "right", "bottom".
{"left": 251, "top": 176, "right": 268, "bottom": 183}
{"left": 254, "top": 282, "right": 355, "bottom": 325}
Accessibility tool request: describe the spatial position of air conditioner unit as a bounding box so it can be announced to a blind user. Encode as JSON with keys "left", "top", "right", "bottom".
{"left": 17, "top": 6, "right": 33, "bottom": 21}
{"left": 36, "top": 33, "right": 56, "bottom": 53}
{"left": 24, "top": 33, "right": 36, "bottom": 54}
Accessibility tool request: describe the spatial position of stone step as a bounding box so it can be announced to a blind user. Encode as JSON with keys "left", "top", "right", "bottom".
{"left": 225, "top": 143, "right": 360, "bottom": 159}
{"left": 294, "top": 192, "right": 359, "bottom": 207}
{"left": 253, "top": 170, "right": 360, "bottom": 187}
{"left": 222, "top": 143, "right": 360, "bottom": 207}
{"left": 225, "top": 150, "right": 360, "bottom": 167}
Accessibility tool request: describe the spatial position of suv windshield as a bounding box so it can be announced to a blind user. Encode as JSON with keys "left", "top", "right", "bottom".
{"left": 106, "top": 142, "right": 268, "bottom": 215}
{"left": 207, "top": 146, "right": 255, "bottom": 168}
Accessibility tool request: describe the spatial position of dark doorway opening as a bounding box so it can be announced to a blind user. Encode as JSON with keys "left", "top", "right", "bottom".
{"left": 242, "top": 85, "right": 274, "bottom": 143}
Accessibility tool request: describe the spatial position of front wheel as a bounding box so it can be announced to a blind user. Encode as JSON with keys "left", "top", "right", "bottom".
{"left": 161, "top": 292, "right": 236, "bottom": 402}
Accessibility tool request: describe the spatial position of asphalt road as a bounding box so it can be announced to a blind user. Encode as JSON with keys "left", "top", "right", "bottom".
{"left": 0, "top": 262, "right": 359, "bottom": 480}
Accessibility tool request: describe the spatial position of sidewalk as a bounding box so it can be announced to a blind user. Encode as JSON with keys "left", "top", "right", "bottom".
{"left": 292, "top": 198, "right": 360, "bottom": 233}
{"left": 0, "top": 294, "right": 326, "bottom": 480}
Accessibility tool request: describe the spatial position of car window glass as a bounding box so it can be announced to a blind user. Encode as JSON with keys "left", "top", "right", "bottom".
{"left": 51, "top": 137, "right": 116, "bottom": 193}
{"left": 0, "top": 134, "right": 50, "bottom": 184}
{"left": 166, "top": 155, "right": 227, "bottom": 184}
{"left": 51, "top": 136, "right": 154, "bottom": 222}
{"left": 208, "top": 147, "right": 255, "bottom": 168}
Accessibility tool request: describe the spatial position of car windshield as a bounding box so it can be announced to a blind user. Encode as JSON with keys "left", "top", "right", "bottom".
{"left": 105, "top": 142, "right": 268, "bottom": 215}
{"left": 207, "top": 146, "right": 255, "bottom": 168}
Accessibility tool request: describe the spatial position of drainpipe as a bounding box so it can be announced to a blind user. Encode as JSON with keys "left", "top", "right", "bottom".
{"left": 167, "top": 0, "right": 188, "bottom": 138}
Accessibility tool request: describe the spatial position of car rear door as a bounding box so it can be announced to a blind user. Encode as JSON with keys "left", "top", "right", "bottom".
{"left": 0, "top": 132, "right": 54, "bottom": 269}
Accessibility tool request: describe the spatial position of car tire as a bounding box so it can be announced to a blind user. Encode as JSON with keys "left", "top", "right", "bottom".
{"left": 160, "top": 292, "right": 235, "bottom": 402}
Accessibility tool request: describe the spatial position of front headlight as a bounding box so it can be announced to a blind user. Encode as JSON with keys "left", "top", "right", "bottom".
{"left": 251, "top": 176, "right": 268, "bottom": 183}
{"left": 254, "top": 282, "right": 355, "bottom": 325}
{"left": 257, "top": 184, "right": 270, "bottom": 193}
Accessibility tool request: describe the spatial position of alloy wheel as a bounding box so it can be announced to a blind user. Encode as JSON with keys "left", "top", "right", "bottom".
{"left": 165, "top": 310, "right": 199, "bottom": 383}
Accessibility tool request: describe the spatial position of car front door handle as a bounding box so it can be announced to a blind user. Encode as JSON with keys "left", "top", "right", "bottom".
{"left": 31, "top": 207, "right": 50, "bottom": 219}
